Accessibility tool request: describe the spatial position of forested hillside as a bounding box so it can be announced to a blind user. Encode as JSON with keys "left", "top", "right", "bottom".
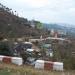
{"left": 0, "top": 3, "right": 47, "bottom": 38}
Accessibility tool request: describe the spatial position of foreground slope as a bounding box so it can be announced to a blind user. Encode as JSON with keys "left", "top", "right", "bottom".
{"left": 0, "top": 63, "right": 75, "bottom": 75}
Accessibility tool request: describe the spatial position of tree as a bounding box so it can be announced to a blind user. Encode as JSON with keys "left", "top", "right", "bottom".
{"left": 0, "top": 41, "right": 13, "bottom": 56}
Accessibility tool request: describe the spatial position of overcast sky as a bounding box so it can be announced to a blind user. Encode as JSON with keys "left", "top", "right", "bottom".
{"left": 1, "top": 0, "right": 75, "bottom": 25}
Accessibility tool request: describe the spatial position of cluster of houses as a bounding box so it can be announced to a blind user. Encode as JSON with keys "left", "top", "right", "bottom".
{"left": 0, "top": 30, "right": 68, "bottom": 71}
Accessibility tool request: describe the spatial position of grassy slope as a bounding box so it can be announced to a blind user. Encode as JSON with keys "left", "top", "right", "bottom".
{"left": 0, "top": 63, "right": 75, "bottom": 75}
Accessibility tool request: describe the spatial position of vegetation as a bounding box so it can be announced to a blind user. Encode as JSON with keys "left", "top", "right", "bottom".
{"left": 0, "top": 3, "right": 48, "bottom": 38}
{"left": 0, "top": 41, "right": 14, "bottom": 56}
{"left": 0, "top": 2, "right": 75, "bottom": 71}
{"left": 52, "top": 39, "right": 75, "bottom": 70}
{"left": 0, "top": 63, "right": 75, "bottom": 75}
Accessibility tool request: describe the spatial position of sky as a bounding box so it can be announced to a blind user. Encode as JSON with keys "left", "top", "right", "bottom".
{"left": 1, "top": 0, "right": 75, "bottom": 25}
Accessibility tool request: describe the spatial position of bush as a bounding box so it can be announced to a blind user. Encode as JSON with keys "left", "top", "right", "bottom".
{"left": 0, "top": 42, "right": 13, "bottom": 56}
{"left": 64, "top": 57, "right": 75, "bottom": 70}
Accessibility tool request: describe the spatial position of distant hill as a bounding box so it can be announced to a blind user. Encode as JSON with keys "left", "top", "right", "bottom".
{"left": 0, "top": 3, "right": 31, "bottom": 38}
{"left": 0, "top": 3, "right": 75, "bottom": 38}
{"left": 43, "top": 23, "right": 67, "bottom": 30}
{"left": 43, "top": 23, "right": 75, "bottom": 38}
{"left": 0, "top": 3, "right": 47, "bottom": 38}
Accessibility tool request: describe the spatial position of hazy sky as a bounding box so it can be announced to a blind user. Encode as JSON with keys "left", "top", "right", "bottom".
{"left": 1, "top": 0, "right": 75, "bottom": 25}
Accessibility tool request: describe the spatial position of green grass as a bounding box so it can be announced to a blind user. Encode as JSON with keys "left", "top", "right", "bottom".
{"left": 0, "top": 63, "right": 75, "bottom": 75}
{"left": 0, "top": 69, "right": 11, "bottom": 75}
